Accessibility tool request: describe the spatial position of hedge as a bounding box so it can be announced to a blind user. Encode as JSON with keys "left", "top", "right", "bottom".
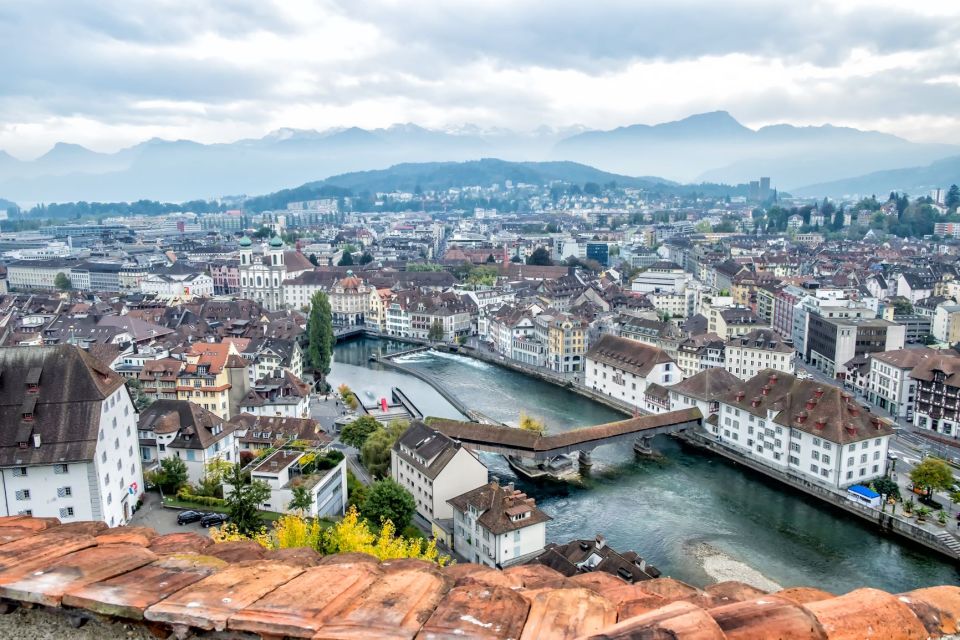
{"left": 176, "top": 488, "right": 227, "bottom": 507}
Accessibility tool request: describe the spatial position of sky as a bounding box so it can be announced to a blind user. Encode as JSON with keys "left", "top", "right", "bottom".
{"left": 1, "top": 0, "right": 959, "bottom": 158}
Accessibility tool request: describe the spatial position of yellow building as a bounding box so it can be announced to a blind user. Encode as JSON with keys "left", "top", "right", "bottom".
{"left": 176, "top": 342, "right": 249, "bottom": 419}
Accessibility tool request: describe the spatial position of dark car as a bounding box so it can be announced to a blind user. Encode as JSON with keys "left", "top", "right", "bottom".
{"left": 200, "top": 513, "right": 229, "bottom": 528}
{"left": 176, "top": 510, "right": 206, "bottom": 525}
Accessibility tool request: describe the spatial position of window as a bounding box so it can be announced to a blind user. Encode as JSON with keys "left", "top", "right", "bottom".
{"left": 847, "top": 457, "right": 854, "bottom": 466}
{"left": 54, "top": 464, "right": 68, "bottom": 474}
{"left": 860, "top": 454, "right": 867, "bottom": 464}
{"left": 15, "top": 489, "right": 30, "bottom": 500}
{"left": 812, "top": 451, "right": 820, "bottom": 461}
{"left": 790, "top": 442, "right": 800, "bottom": 452}
{"left": 822, "top": 455, "right": 830, "bottom": 465}
{"left": 810, "top": 464, "right": 818, "bottom": 473}
{"left": 101, "top": 451, "right": 107, "bottom": 463}
{"left": 59, "top": 507, "right": 75, "bottom": 518}
{"left": 846, "top": 471, "right": 853, "bottom": 480}
{"left": 12, "top": 467, "right": 27, "bottom": 477}
{"left": 104, "top": 473, "right": 110, "bottom": 486}
{"left": 57, "top": 487, "right": 72, "bottom": 497}
{"left": 107, "top": 493, "right": 112, "bottom": 505}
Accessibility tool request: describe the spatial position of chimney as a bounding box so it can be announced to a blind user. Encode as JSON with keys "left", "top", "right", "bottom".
{"left": 735, "top": 391, "right": 745, "bottom": 401}
{"left": 769, "top": 374, "right": 778, "bottom": 384}
{"left": 871, "top": 417, "right": 882, "bottom": 430}
{"left": 32, "top": 433, "right": 41, "bottom": 448}
{"left": 796, "top": 411, "right": 807, "bottom": 424}
{"left": 595, "top": 534, "right": 606, "bottom": 550}
{"left": 751, "top": 397, "right": 761, "bottom": 408}
{"left": 761, "top": 385, "right": 770, "bottom": 396}
{"left": 815, "top": 418, "right": 826, "bottom": 430}
{"left": 814, "top": 387, "right": 824, "bottom": 398}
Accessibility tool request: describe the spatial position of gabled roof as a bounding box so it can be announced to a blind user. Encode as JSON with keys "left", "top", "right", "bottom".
{"left": 669, "top": 368, "right": 742, "bottom": 402}
{"left": 138, "top": 400, "right": 235, "bottom": 450}
{"left": 448, "top": 481, "right": 552, "bottom": 535}
{"left": 586, "top": 334, "right": 674, "bottom": 377}
{"left": 0, "top": 345, "right": 126, "bottom": 465}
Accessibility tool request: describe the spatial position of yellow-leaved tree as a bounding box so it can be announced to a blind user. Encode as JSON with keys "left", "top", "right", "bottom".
{"left": 210, "top": 506, "right": 449, "bottom": 566}
{"left": 519, "top": 411, "right": 546, "bottom": 435}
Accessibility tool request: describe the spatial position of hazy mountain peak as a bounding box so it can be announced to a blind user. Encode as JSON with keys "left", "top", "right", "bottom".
{"left": 38, "top": 141, "right": 99, "bottom": 160}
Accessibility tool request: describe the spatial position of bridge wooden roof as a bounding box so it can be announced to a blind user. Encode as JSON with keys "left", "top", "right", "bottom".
{"left": 426, "top": 407, "right": 703, "bottom": 454}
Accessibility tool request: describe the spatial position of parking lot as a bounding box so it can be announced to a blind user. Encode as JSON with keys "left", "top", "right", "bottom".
{"left": 129, "top": 491, "right": 217, "bottom": 536}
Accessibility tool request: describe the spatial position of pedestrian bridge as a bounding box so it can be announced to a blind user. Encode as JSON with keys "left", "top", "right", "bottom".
{"left": 426, "top": 407, "right": 703, "bottom": 462}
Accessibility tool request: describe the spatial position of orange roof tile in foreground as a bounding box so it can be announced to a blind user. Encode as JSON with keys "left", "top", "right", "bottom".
{"left": 0, "top": 515, "right": 957, "bottom": 639}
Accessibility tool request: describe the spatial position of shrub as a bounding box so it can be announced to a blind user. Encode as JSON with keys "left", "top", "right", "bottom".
{"left": 176, "top": 487, "right": 227, "bottom": 508}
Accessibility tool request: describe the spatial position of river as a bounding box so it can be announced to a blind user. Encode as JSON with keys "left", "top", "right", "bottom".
{"left": 331, "top": 337, "right": 960, "bottom": 593}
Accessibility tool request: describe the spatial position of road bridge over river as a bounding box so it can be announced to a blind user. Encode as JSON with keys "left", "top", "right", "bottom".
{"left": 427, "top": 407, "right": 703, "bottom": 469}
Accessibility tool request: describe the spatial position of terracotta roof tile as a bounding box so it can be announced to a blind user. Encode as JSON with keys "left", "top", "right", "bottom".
{"left": 0, "top": 544, "right": 156, "bottom": 607}
{"left": 144, "top": 560, "right": 304, "bottom": 632}
{"left": 419, "top": 583, "right": 530, "bottom": 640}
{"left": 519, "top": 587, "right": 617, "bottom": 640}
{"left": 584, "top": 600, "right": 725, "bottom": 640}
{"left": 707, "top": 594, "right": 825, "bottom": 639}
{"left": 804, "top": 587, "right": 929, "bottom": 640}
{"left": 148, "top": 531, "right": 213, "bottom": 555}
{"left": 311, "top": 561, "right": 453, "bottom": 639}
{"left": 0, "top": 516, "right": 957, "bottom": 639}
{"left": 228, "top": 561, "right": 381, "bottom": 638}
{"left": 62, "top": 554, "right": 226, "bottom": 621}
{"left": 206, "top": 539, "right": 268, "bottom": 563}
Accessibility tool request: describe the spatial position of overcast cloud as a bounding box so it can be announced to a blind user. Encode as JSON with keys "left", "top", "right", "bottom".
{"left": 1, "top": 0, "right": 959, "bottom": 157}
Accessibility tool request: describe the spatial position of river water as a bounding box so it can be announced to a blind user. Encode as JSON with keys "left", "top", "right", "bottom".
{"left": 332, "top": 338, "right": 960, "bottom": 593}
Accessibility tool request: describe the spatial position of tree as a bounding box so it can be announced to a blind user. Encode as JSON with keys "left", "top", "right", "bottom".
{"left": 909, "top": 457, "right": 954, "bottom": 495}
{"left": 428, "top": 319, "right": 445, "bottom": 342}
{"left": 253, "top": 226, "right": 272, "bottom": 239}
{"left": 359, "top": 252, "right": 374, "bottom": 265}
{"left": 158, "top": 456, "right": 188, "bottom": 493}
{"left": 871, "top": 476, "right": 901, "bottom": 502}
{"left": 485, "top": 253, "right": 496, "bottom": 264}
{"left": 338, "top": 251, "right": 354, "bottom": 266}
{"left": 361, "top": 421, "right": 408, "bottom": 478}
{"left": 510, "top": 255, "right": 522, "bottom": 263}
{"left": 308, "top": 253, "right": 319, "bottom": 266}
{"left": 307, "top": 291, "right": 334, "bottom": 379}
{"left": 519, "top": 411, "right": 546, "bottom": 435}
{"left": 288, "top": 485, "right": 313, "bottom": 515}
{"left": 125, "top": 378, "right": 152, "bottom": 410}
{"left": 54, "top": 272, "right": 72, "bottom": 290}
{"left": 363, "top": 479, "right": 416, "bottom": 531}
{"left": 947, "top": 184, "right": 960, "bottom": 211}
{"left": 224, "top": 463, "right": 271, "bottom": 535}
{"left": 341, "top": 415, "right": 382, "bottom": 449}
{"left": 526, "top": 247, "right": 552, "bottom": 266}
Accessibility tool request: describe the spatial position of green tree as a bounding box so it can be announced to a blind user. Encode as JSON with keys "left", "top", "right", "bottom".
{"left": 158, "top": 456, "right": 188, "bottom": 493}
{"left": 361, "top": 421, "right": 408, "bottom": 478}
{"left": 946, "top": 184, "right": 960, "bottom": 210}
{"left": 307, "top": 291, "right": 334, "bottom": 379}
{"left": 338, "top": 251, "right": 354, "bottom": 266}
{"left": 253, "top": 226, "right": 272, "bottom": 239}
{"left": 871, "top": 476, "right": 901, "bottom": 502}
{"left": 359, "top": 252, "right": 374, "bottom": 265}
{"left": 341, "top": 415, "right": 382, "bottom": 449}
{"left": 525, "top": 247, "right": 553, "bottom": 266}
{"left": 125, "top": 378, "right": 152, "bottom": 410}
{"left": 485, "top": 253, "right": 496, "bottom": 263}
{"left": 362, "top": 479, "right": 416, "bottom": 531}
{"left": 428, "top": 319, "right": 444, "bottom": 342}
{"left": 54, "top": 272, "right": 72, "bottom": 290}
{"left": 510, "top": 255, "right": 522, "bottom": 263}
{"left": 288, "top": 485, "right": 314, "bottom": 515}
{"left": 910, "top": 457, "right": 954, "bottom": 494}
{"left": 224, "top": 463, "right": 271, "bottom": 535}
{"left": 308, "top": 253, "right": 319, "bottom": 266}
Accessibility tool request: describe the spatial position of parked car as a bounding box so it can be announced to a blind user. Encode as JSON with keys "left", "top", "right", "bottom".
{"left": 200, "top": 513, "right": 229, "bottom": 528}
{"left": 176, "top": 510, "right": 206, "bottom": 525}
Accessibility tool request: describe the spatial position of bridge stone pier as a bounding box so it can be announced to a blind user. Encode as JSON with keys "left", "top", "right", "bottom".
{"left": 426, "top": 407, "right": 704, "bottom": 463}
{"left": 578, "top": 449, "right": 594, "bottom": 473}
{"left": 634, "top": 435, "right": 655, "bottom": 456}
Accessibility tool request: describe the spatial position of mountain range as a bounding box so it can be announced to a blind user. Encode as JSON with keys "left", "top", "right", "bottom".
{"left": 0, "top": 112, "right": 957, "bottom": 204}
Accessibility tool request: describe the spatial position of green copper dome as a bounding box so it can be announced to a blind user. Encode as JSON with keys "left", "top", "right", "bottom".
{"left": 238, "top": 235, "right": 252, "bottom": 247}
{"left": 269, "top": 235, "right": 283, "bottom": 247}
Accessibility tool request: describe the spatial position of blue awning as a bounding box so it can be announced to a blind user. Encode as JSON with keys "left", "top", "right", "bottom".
{"left": 847, "top": 484, "right": 880, "bottom": 499}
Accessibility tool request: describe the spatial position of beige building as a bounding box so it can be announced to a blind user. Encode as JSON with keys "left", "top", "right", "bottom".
{"left": 724, "top": 328, "right": 796, "bottom": 381}
{"left": 330, "top": 271, "right": 372, "bottom": 326}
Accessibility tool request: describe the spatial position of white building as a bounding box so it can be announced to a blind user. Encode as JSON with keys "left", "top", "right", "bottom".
{"left": 238, "top": 235, "right": 313, "bottom": 311}
{"left": 0, "top": 345, "right": 144, "bottom": 527}
{"left": 140, "top": 272, "right": 214, "bottom": 299}
{"left": 248, "top": 450, "right": 348, "bottom": 518}
{"left": 137, "top": 400, "right": 237, "bottom": 484}
{"left": 391, "top": 421, "right": 488, "bottom": 523}
{"left": 630, "top": 261, "right": 689, "bottom": 295}
{"left": 866, "top": 349, "right": 935, "bottom": 420}
{"left": 585, "top": 334, "right": 678, "bottom": 407}
{"left": 724, "top": 328, "right": 796, "bottom": 381}
{"left": 449, "top": 481, "right": 551, "bottom": 568}
{"left": 700, "top": 370, "right": 893, "bottom": 488}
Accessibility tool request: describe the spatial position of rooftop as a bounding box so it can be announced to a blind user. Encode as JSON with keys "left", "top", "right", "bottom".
{"left": 0, "top": 515, "right": 959, "bottom": 639}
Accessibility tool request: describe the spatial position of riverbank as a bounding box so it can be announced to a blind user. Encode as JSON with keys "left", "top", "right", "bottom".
{"left": 691, "top": 542, "right": 782, "bottom": 592}
{"left": 678, "top": 431, "right": 960, "bottom": 562}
